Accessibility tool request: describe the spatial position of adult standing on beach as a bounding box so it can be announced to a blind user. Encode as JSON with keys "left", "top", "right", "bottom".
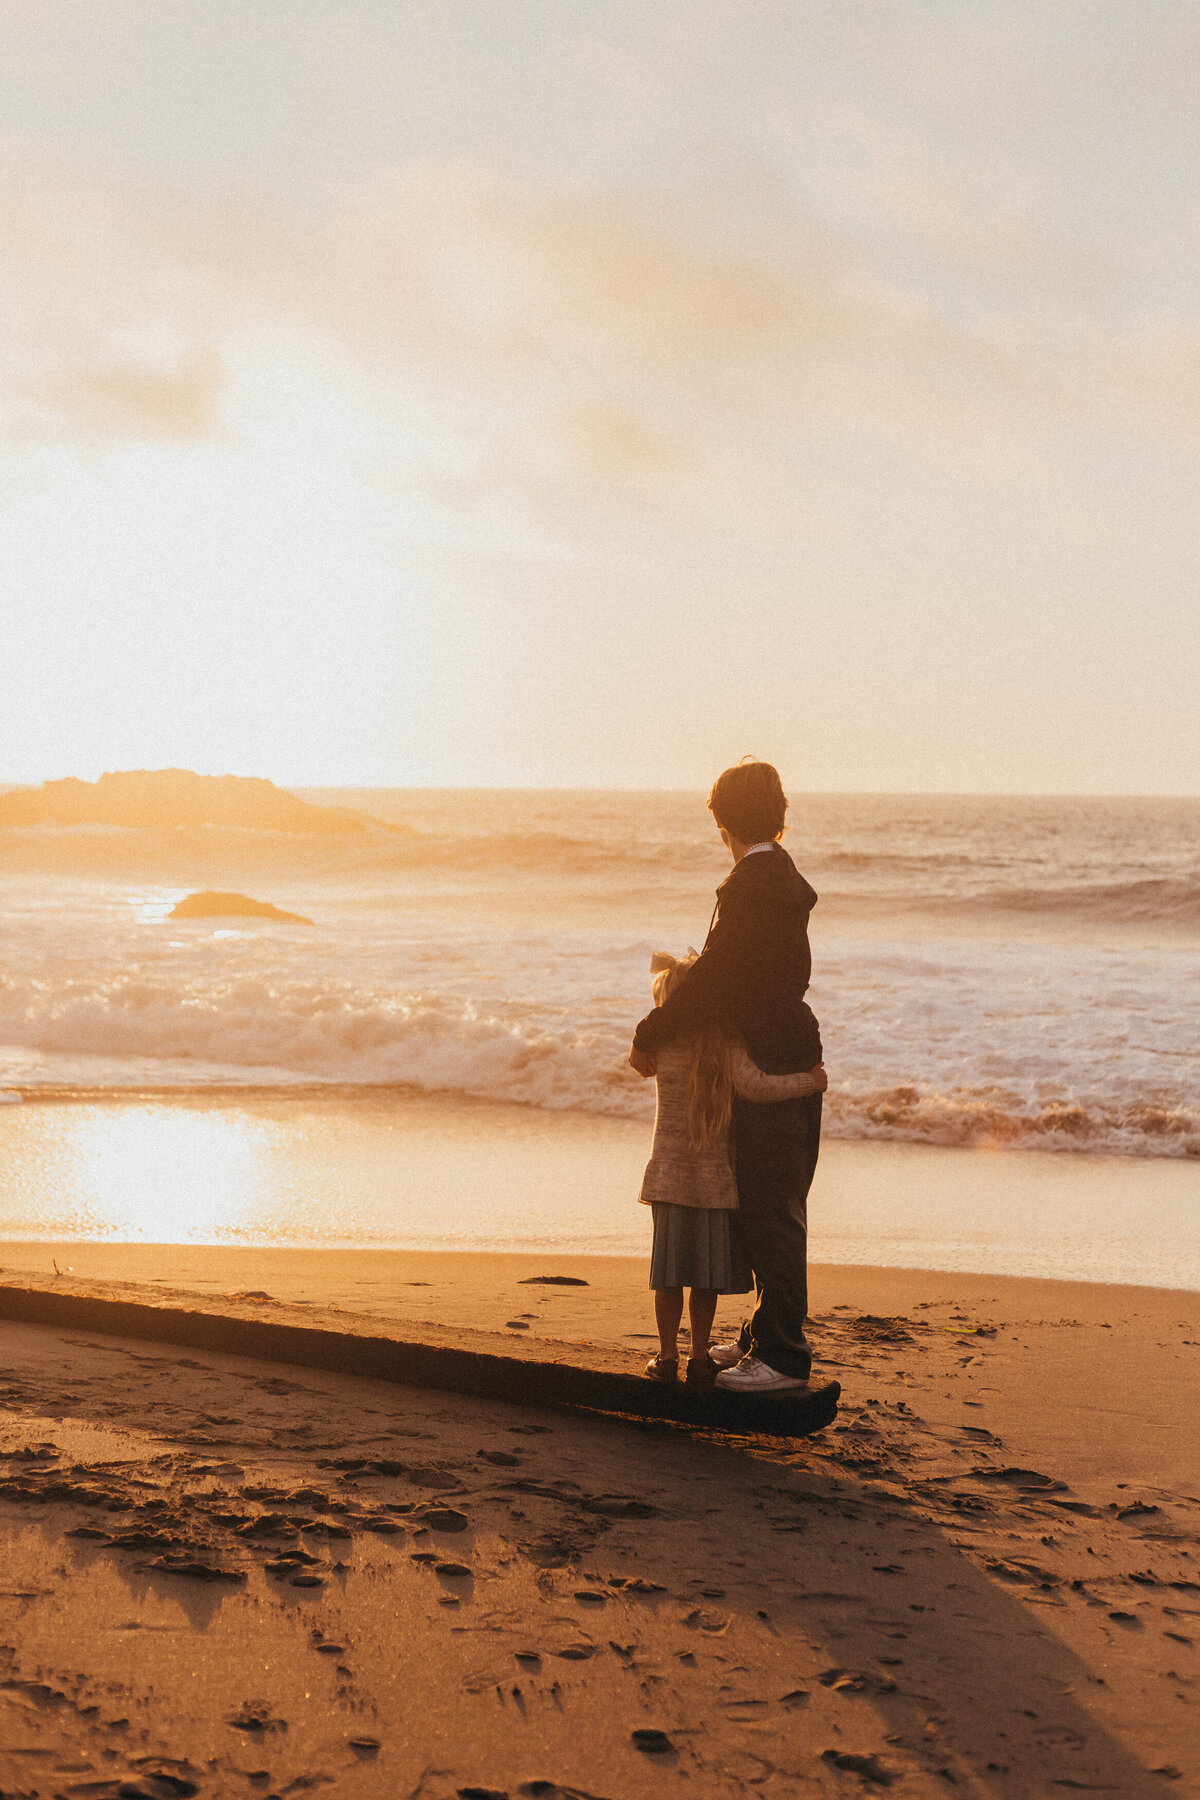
{"left": 629, "top": 760, "right": 823, "bottom": 1393}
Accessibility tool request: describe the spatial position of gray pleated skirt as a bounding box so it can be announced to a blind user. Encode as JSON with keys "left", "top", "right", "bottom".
{"left": 648, "top": 1204, "right": 753, "bottom": 1293}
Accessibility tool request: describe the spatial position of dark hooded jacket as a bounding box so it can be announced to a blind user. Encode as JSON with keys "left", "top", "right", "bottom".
{"left": 632, "top": 843, "right": 822, "bottom": 1137}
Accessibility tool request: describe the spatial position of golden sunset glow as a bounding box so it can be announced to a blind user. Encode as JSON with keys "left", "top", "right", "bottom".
{"left": 2, "top": 4, "right": 1198, "bottom": 792}
{"left": 1, "top": 12, "right": 1198, "bottom": 1789}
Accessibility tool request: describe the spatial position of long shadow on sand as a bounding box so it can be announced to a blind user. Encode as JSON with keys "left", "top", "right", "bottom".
{"left": 610, "top": 1414, "right": 1181, "bottom": 1796}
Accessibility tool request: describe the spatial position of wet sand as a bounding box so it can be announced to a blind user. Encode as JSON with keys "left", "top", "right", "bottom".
{"left": 5, "top": 1089, "right": 1200, "bottom": 1288}
{"left": 1, "top": 1247, "right": 1198, "bottom": 1796}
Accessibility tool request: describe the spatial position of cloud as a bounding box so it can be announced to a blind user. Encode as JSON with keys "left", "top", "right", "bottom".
{"left": 34, "top": 347, "right": 223, "bottom": 439}
{"left": 297, "top": 156, "right": 975, "bottom": 403}
{"left": 1, "top": 142, "right": 1199, "bottom": 474}
{"left": 552, "top": 400, "right": 682, "bottom": 481}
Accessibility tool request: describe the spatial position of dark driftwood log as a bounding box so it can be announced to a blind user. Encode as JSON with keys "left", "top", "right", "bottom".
{"left": 0, "top": 1282, "right": 839, "bottom": 1439}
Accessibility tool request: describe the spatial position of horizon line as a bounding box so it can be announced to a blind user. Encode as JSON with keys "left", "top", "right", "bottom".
{"left": 2, "top": 773, "right": 1198, "bottom": 803}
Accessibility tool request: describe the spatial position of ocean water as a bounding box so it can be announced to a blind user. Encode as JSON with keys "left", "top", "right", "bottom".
{"left": 1, "top": 788, "right": 1197, "bottom": 1162}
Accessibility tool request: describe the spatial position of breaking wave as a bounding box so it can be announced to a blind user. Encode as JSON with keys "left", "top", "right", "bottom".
{"left": 826, "top": 1082, "right": 1200, "bottom": 1159}
{"left": 3, "top": 790, "right": 1199, "bottom": 1158}
{"left": 2, "top": 961, "right": 1197, "bottom": 1160}
{"left": 0, "top": 970, "right": 628, "bottom": 1109}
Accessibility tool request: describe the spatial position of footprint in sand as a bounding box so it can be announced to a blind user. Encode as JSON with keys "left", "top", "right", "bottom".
{"left": 415, "top": 1505, "right": 470, "bottom": 1533}
{"left": 821, "top": 1749, "right": 896, "bottom": 1785}
{"left": 818, "top": 1667, "right": 898, "bottom": 1695}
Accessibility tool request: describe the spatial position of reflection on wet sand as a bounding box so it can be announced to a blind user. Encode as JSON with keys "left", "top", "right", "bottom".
{"left": 3, "top": 1091, "right": 1200, "bottom": 1286}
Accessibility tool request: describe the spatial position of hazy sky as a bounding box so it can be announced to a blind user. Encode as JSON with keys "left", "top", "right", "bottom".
{"left": 1, "top": 0, "right": 1197, "bottom": 791}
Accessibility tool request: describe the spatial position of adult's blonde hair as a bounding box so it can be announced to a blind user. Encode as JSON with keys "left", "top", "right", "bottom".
{"left": 650, "top": 952, "right": 734, "bottom": 1153}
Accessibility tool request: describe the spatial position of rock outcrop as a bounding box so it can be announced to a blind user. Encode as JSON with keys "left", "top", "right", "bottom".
{"left": 167, "top": 891, "right": 314, "bottom": 924}
{"left": 0, "top": 769, "right": 376, "bottom": 834}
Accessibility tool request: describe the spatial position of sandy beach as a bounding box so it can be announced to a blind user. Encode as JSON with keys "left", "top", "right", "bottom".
{"left": 1, "top": 1246, "right": 1197, "bottom": 1798}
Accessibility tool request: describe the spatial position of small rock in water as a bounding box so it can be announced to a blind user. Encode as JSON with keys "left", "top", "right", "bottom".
{"left": 168, "top": 890, "right": 313, "bottom": 925}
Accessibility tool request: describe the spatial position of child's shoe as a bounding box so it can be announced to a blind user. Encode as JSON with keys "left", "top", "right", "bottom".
{"left": 685, "top": 1355, "right": 718, "bottom": 1388}
{"left": 644, "top": 1354, "right": 679, "bottom": 1382}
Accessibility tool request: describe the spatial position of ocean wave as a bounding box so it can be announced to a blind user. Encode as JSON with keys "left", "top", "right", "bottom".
{"left": 937, "top": 878, "right": 1200, "bottom": 928}
{"left": 2, "top": 968, "right": 1198, "bottom": 1160}
{"left": 0, "top": 970, "right": 647, "bottom": 1114}
{"left": 825, "top": 1083, "right": 1200, "bottom": 1158}
{"left": 0, "top": 821, "right": 724, "bottom": 887}
{"left": 3, "top": 823, "right": 1198, "bottom": 931}
{"left": 3, "top": 792, "right": 1199, "bottom": 1163}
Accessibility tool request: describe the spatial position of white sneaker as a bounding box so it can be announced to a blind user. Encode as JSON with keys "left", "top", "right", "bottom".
{"left": 706, "top": 1342, "right": 744, "bottom": 1370}
{"left": 715, "top": 1356, "right": 808, "bottom": 1393}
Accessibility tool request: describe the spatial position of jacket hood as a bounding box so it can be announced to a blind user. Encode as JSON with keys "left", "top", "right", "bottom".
{"left": 717, "top": 843, "right": 817, "bottom": 913}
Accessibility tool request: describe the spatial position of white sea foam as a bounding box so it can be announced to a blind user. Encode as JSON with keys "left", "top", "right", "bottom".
{"left": 1, "top": 790, "right": 1198, "bottom": 1156}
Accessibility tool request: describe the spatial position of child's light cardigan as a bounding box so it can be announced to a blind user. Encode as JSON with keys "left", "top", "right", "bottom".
{"left": 638, "top": 1039, "right": 817, "bottom": 1211}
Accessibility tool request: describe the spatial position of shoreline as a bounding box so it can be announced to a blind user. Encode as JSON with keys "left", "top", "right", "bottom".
{"left": 5, "top": 1073, "right": 1200, "bottom": 1163}
{"left": 4, "top": 1237, "right": 1200, "bottom": 1296}
{"left": 4, "top": 1235, "right": 1200, "bottom": 1296}
{"left": 4, "top": 1089, "right": 1200, "bottom": 1287}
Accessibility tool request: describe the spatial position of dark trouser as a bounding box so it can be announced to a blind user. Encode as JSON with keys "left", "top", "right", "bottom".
{"left": 732, "top": 1094, "right": 821, "bottom": 1379}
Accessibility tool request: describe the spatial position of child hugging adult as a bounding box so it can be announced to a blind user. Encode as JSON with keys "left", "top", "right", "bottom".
{"left": 637, "top": 950, "right": 825, "bottom": 1385}
{"left": 630, "top": 759, "right": 827, "bottom": 1394}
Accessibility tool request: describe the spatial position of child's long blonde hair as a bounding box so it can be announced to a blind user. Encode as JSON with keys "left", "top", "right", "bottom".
{"left": 650, "top": 952, "right": 734, "bottom": 1154}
